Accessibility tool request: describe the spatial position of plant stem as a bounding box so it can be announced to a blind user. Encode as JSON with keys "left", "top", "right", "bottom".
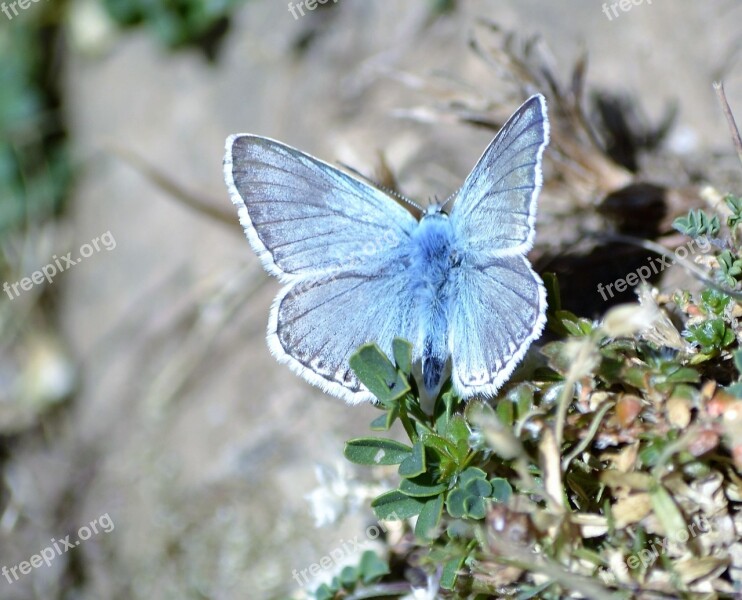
{"left": 714, "top": 81, "right": 742, "bottom": 171}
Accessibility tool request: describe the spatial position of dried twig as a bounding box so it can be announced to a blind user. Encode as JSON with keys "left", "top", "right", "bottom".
{"left": 713, "top": 81, "right": 742, "bottom": 170}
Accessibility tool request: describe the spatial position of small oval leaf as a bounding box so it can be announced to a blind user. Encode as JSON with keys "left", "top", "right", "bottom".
{"left": 344, "top": 438, "right": 412, "bottom": 466}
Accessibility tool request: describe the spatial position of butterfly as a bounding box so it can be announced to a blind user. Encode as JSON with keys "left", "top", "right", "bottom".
{"left": 224, "top": 94, "right": 549, "bottom": 404}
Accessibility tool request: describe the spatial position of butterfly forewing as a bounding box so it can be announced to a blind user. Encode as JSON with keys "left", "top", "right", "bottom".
{"left": 450, "top": 94, "right": 549, "bottom": 257}
{"left": 225, "top": 135, "right": 417, "bottom": 279}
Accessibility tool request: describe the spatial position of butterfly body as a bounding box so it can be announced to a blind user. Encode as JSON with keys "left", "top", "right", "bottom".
{"left": 225, "top": 94, "right": 550, "bottom": 403}
{"left": 406, "top": 209, "right": 459, "bottom": 394}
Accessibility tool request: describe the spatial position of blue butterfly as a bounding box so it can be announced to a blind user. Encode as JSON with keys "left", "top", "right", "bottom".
{"left": 224, "top": 94, "right": 549, "bottom": 403}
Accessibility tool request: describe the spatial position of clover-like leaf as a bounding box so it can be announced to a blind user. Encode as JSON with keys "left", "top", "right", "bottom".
{"left": 445, "top": 488, "right": 468, "bottom": 519}
{"left": 445, "top": 467, "right": 493, "bottom": 520}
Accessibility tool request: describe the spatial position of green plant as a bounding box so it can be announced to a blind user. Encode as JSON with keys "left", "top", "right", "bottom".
{"left": 312, "top": 551, "right": 390, "bottom": 600}
{"left": 305, "top": 243, "right": 742, "bottom": 598}
{"left": 672, "top": 208, "right": 720, "bottom": 238}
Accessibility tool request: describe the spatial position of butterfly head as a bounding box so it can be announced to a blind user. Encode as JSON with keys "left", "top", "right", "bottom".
{"left": 423, "top": 202, "right": 448, "bottom": 219}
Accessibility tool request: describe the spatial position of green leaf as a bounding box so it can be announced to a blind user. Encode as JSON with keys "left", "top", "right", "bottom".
{"left": 445, "top": 488, "right": 468, "bottom": 519}
{"left": 639, "top": 437, "right": 670, "bottom": 467}
{"left": 434, "top": 407, "right": 450, "bottom": 436}
{"left": 664, "top": 367, "right": 700, "bottom": 384}
{"left": 368, "top": 404, "right": 400, "bottom": 431}
{"left": 509, "top": 383, "right": 536, "bottom": 419}
{"left": 459, "top": 467, "right": 488, "bottom": 486}
{"left": 344, "top": 438, "right": 412, "bottom": 466}
{"left": 734, "top": 350, "right": 742, "bottom": 376}
{"left": 440, "top": 554, "right": 467, "bottom": 591}
{"left": 557, "top": 311, "right": 594, "bottom": 337}
{"left": 350, "top": 343, "right": 410, "bottom": 403}
{"left": 543, "top": 272, "right": 562, "bottom": 312}
{"left": 717, "top": 250, "right": 742, "bottom": 286}
{"left": 398, "top": 440, "right": 426, "bottom": 478}
{"left": 434, "top": 384, "right": 459, "bottom": 435}
{"left": 423, "top": 434, "right": 458, "bottom": 461}
{"left": 685, "top": 317, "right": 736, "bottom": 352}
{"left": 464, "top": 477, "right": 492, "bottom": 498}
{"left": 446, "top": 415, "right": 470, "bottom": 444}
{"left": 446, "top": 416, "right": 471, "bottom": 463}
{"left": 490, "top": 477, "right": 512, "bottom": 503}
{"left": 399, "top": 472, "right": 448, "bottom": 497}
{"left": 649, "top": 483, "right": 688, "bottom": 540}
{"left": 673, "top": 209, "right": 720, "bottom": 238}
{"left": 725, "top": 194, "right": 742, "bottom": 228}
{"left": 463, "top": 495, "right": 487, "bottom": 520}
{"left": 392, "top": 338, "right": 413, "bottom": 375}
{"left": 314, "top": 583, "right": 335, "bottom": 600}
{"left": 340, "top": 565, "right": 358, "bottom": 588}
{"left": 496, "top": 396, "right": 514, "bottom": 427}
{"left": 701, "top": 288, "right": 732, "bottom": 316}
{"left": 370, "top": 413, "right": 390, "bottom": 431}
{"left": 359, "top": 550, "right": 390, "bottom": 584}
{"left": 371, "top": 490, "right": 426, "bottom": 520}
{"left": 415, "top": 493, "right": 444, "bottom": 540}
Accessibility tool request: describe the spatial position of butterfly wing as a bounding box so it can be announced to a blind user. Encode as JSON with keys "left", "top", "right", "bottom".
{"left": 224, "top": 135, "right": 418, "bottom": 402}
{"left": 269, "top": 265, "right": 416, "bottom": 404}
{"left": 447, "top": 95, "right": 549, "bottom": 398}
{"left": 449, "top": 94, "right": 549, "bottom": 257}
{"left": 448, "top": 254, "right": 546, "bottom": 398}
{"left": 224, "top": 134, "right": 418, "bottom": 280}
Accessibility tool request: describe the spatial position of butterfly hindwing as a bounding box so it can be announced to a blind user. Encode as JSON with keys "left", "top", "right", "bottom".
{"left": 270, "top": 265, "right": 416, "bottom": 404}
{"left": 448, "top": 254, "right": 546, "bottom": 398}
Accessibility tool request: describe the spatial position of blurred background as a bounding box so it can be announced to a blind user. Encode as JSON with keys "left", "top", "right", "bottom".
{"left": 1, "top": 1, "right": 741, "bottom": 598}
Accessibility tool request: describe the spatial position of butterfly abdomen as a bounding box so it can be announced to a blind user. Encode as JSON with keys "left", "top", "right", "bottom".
{"left": 409, "top": 212, "right": 461, "bottom": 394}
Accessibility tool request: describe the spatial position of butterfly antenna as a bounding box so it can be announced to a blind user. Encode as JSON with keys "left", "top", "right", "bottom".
{"left": 338, "top": 161, "right": 424, "bottom": 212}
{"left": 440, "top": 188, "right": 458, "bottom": 210}
{"left": 387, "top": 187, "right": 423, "bottom": 212}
